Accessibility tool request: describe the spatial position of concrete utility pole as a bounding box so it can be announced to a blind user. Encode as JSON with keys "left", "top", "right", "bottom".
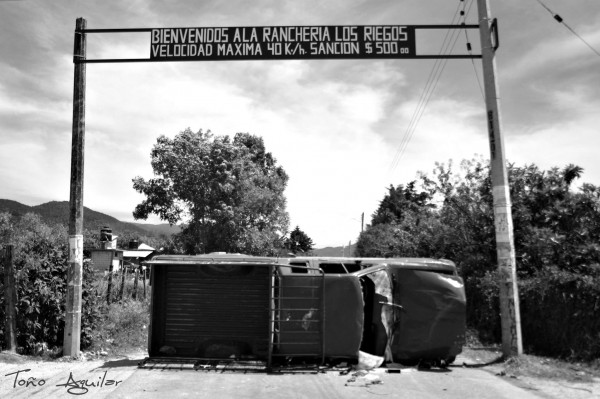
{"left": 477, "top": 0, "right": 523, "bottom": 357}
{"left": 64, "top": 17, "right": 87, "bottom": 357}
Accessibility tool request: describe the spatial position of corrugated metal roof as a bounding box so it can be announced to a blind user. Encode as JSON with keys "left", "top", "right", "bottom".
{"left": 123, "top": 250, "right": 153, "bottom": 258}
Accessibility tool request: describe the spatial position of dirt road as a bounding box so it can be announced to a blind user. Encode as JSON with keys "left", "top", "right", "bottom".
{"left": 1, "top": 352, "right": 598, "bottom": 398}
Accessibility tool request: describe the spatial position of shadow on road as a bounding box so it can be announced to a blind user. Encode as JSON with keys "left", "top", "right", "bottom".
{"left": 451, "top": 353, "right": 505, "bottom": 369}
{"left": 99, "top": 357, "right": 146, "bottom": 368}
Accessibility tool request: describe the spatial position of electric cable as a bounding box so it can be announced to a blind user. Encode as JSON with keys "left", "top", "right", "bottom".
{"left": 461, "top": 0, "right": 486, "bottom": 101}
{"left": 391, "top": 2, "right": 461, "bottom": 170}
{"left": 533, "top": 0, "right": 600, "bottom": 58}
{"left": 391, "top": 0, "right": 474, "bottom": 171}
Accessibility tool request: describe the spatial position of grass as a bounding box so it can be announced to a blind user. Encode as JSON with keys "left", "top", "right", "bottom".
{"left": 85, "top": 271, "right": 151, "bottom": 357}
{"left": 87, "top": 298, "right": 150, "bottom": 357}
{"left": 500, "top": 355, "right": 600, "bottom": 383}
{"left": 92, "top": 270, "right": 150, "bottom": 305}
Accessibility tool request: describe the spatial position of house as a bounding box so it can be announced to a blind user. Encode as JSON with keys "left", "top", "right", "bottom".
{"left": 123, "top": 241, "right": 155, "bottom": 275}
{"left": 89, "top": 228, "right": 123, "bottom": 273}
{"left": 87, "top": 227, "right": 155, "bottom": 273}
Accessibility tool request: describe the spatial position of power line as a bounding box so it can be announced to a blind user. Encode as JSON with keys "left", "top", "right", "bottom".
{"left": 391, "top": 2, "right": 461, "bottom": 170}
{"left": 391, "top": 0, "right": 475, "bottom": 171}
{"left": 533, "top": 0, "right": 600, "bottom": 58}
{"left": 462, "top": 0, "right": 485, "bottom": 101}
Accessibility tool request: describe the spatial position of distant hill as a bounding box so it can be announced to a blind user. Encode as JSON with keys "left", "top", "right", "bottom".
{"left": 130, "top": 222, "right": 181, "bottom": 236}
{"left": 0, "top": 199, "right": 31, "bottom": 215}
{"left": 0, "top": 199, "right": 180, "bottom": 237}
{"left": 312, "top": 243, "right": 357, "bottom": 257}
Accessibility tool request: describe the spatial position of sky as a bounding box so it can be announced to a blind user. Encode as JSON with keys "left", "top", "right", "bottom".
{"left": 0, "top": 0, "right": 599, "bottom": 248}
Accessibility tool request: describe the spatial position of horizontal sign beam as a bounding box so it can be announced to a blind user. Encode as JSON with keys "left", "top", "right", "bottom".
{"left": 78, "top": 24, "right": 482, "bottom": 63}
{"left": 149, "top": 25, "right": 416, "bottom": 61}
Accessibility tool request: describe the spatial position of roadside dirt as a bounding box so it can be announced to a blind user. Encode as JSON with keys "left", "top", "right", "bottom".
{"left": 459, "top": 347, "right": 600, "bottom": 399}
{"left": 0, "top": 349, "right": 146, "bottom": 398}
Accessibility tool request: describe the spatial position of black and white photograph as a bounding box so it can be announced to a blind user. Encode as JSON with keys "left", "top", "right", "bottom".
{"left": 1, "top": 0, "right": 599, "bottom": 397}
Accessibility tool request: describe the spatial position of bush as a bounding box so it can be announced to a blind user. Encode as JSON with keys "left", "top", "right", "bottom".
{"left": 465, "top": 271, "right": 501, "bottom": 344}
{"left": 0, "top": 213, "right": 101, "bottom": 353}
{"left": 466, "top": 267, "right": 600, "bottom": 360}
{"left": 519, "top": 267, "right": 600, "bottom": 359}
{"left": 81, "top": 260, "right": 105, "bottom": 349}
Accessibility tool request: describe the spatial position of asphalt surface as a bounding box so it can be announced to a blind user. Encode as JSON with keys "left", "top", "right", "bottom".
{"left": 111, "top": 363, "right": 543, "bottom": 399}
{"left": 0, "top": 352, "right": 595, "bottom": 398}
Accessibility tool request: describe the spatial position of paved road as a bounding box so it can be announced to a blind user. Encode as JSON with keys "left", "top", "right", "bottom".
{"left": 111, "top": 364, "right": 544, "bottom": 399}
{"left": 1, "top": 353, "right": 596, "bottom": 399}
{"left": 0, "top": 353, "right": 542, "bottom": 399}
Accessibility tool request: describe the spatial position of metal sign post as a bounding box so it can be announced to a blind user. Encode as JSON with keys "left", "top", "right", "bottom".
{"left": 67, "top": 12, "right": 522, "bottom": 358}
{"left": 478, "top": 0, "right": 523, "bottom": 357}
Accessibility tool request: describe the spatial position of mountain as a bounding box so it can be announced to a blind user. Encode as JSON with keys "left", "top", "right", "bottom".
{"left": 129, "top": 222, "right": 181, "bottom": 236}
{"left": 312, "top": 243, "right": 357, "bottom": 257}
{"left": 0, "top": 199, "right": 180, "bottom": 237}
{"left": 0, "top": 199, "right": 31, "bottom": 215}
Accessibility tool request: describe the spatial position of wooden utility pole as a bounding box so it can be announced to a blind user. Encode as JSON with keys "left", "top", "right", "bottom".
{"left": 120, "top": 266, "right": 126, "bottom": 300}
{"left": 133, "top": 267, "right": 139, "bottom": 300}
{"left": 477, "top": 0, "right": 523, "bottom": 357}
{"left": 361, "top": 212, "right": 364, "bottom": 233}
{"left": 3, "top": 245, "right": 17, "bottom": 352}
{"left": 107, "top": 262, "right": 114, "bottom": 305}
{"left": 142, "top": 266, "right": 147, "bottom": 299}
{"left": 64, "top": 17, "right": 87, "bottom": 357}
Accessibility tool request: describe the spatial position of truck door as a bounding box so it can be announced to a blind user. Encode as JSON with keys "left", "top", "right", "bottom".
{"left": 358, "top": 268, "right": 396, "bottom": 361}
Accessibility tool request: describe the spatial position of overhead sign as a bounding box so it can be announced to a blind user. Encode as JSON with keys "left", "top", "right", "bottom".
{"left": 150, "top": 25, "right": 416, "bottom": 61}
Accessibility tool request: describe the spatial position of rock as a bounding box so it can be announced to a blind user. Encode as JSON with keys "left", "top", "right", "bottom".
{"left": 51, "top": 347, "right": 63, "bottom": 357}
{"left": 33, "top": 342, "right": 48, "bottom": 356}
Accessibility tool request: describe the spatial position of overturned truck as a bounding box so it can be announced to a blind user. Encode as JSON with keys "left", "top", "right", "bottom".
{"left": 145, "top": 254, "right": 466, "bottom": 367}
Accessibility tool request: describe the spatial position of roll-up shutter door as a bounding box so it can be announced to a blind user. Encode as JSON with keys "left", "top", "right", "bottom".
{"left": 151, "top": 263, "right": 271, "bottom": 359}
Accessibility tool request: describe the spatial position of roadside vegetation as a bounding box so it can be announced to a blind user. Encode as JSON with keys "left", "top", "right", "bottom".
{"left": 86, "top": 298, "right": 149, "bottom": 357}
{"left": 357, "top": 157, "right": 600, "bottom": 361}
{"left": 0, "top": 212, "right": 150, "bottom": 357}
{"left": 1, "top": 150, "right": 598, "bottom": 378}
{"left": 461, "top": 329, "right": 600, "bottom": 386}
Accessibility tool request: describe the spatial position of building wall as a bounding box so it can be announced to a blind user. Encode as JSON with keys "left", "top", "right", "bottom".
{"left": 90, "top": 250, "right": 122, "bottom": 272}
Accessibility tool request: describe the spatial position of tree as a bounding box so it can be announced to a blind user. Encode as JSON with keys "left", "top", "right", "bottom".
{"left": 357, "top": 157, "right": 600, "bottom": 275}
{"left": 356, "top": 158, "right": 600, "bottom": 357}
{"left": 132, "top": 128, "right": 290, "bottom": 255}
{"left": 356, "top": 180, "right": 437, "bottom": 258}
{"left": 419, "top": 158, "right": 497, "bottom": 277}
{"left": 285, "top": 226, "right": 314, "bottom": 254}
{"left": 371, "top": 181, "right": 432, "bottom": 226}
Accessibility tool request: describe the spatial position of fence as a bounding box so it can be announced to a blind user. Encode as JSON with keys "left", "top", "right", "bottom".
{"left": 101, "top": 263, "right": 147, "bottom": 305}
